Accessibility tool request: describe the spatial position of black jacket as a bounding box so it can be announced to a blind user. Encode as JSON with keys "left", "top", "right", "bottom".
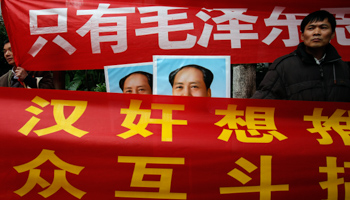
{"left": 252, "top": 43, "right": 350, "bottom": 102}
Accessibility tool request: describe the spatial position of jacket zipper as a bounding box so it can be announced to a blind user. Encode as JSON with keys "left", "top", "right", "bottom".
{"left": 319, "top": 58, "right": 341, "bottom": 101}
{"left": 318, "top": 64, "right": 327, "bottom": 100}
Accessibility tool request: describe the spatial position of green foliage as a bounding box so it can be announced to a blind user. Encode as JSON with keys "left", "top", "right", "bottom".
{"left": 65, "top": 70, "right": 106, "bottom": 92}
{"left": 94, "top": 82, "right": 106, "bottom": 92}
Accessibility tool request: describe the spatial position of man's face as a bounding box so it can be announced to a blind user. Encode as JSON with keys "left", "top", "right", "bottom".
{"left": 301, "top": 18, "right": 335, "bottom": 49}
{"left": 172, "top": 67, "right": 211, "bottom": 97}
{"left": 3, "top": 42, "right": 15, "bottom": 66}
{"left": 123, "top": 73, "right": 152, "bottom": 94}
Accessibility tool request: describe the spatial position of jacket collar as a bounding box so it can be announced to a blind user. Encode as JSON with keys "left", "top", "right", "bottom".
{"left": 296, "top": 42, "right": 342, "bottom": 64}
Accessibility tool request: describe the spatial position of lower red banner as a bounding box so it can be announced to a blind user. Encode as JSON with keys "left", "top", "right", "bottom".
{"left": 0, "top": 87, "right": 349, "bottom": 200}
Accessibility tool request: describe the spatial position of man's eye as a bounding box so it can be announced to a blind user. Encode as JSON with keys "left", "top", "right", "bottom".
{"left": 125, "top": 90, "right": 132, "bottom": 93}
{"left": 3, "top": 48, "right": 11, "bottom": 53}
{"left": 175, "top": 86, "right": 183, "bottom": 89}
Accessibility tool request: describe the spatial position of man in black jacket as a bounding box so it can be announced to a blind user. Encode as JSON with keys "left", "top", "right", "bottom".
{"left": 252, "top": 10, "right": 350, "bottom": 102}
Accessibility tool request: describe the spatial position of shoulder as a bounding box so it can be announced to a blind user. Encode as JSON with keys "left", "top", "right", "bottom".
{"left": 0, "top": 71, "right": 11, "bottom": 86}
{"left": 335, "top": 60, "right": 350, "bottom": 72}
{"left": 0, "top": 70, "right": 11, "bottom": 79}
{"left": 269, "top": 51, "right": 299, "bottom": 70}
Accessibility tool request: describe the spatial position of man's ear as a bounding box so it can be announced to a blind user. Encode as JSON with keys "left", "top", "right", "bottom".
{"left": 300, "top": 32, "right": 305, "bottom": 41}
{"left": 330, "top": 32, "right": 335, "bottom": 40}
{"left": 207, "top": 88, "right": 211, "bottom": 97}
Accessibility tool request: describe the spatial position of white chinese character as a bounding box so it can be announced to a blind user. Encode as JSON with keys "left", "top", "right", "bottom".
{"left": 323, "top": 8, "right": 350, "bottom": 45}
{"left": 212, "top": 8, "right": 259, "bottom": 48}
{"left": 196, "top": 8, "right": 214, "bottom": 48}
{"left": 135, "top": 6, "right": 196, "bottom": 49}
{"left": 76, "top": 3, "right": 135, "bottom": 54}
{"left": 263, "top": 6, "right": 308, "bottom": 47}
{"left": 28, "top": 8, "right": 76, "bottom": 57}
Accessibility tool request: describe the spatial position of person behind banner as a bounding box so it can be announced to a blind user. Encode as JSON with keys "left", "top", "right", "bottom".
{"left": 119, "top": 71, "right": 153, "bottom": 94}
{"left": 169, "top": 64, "right": 213, "bottom": 97}
{"left": 0, "top": 40, "right": 54, "bottom": 89}
{"left": 252, "top": 10, "right": 350, "bottom": 102}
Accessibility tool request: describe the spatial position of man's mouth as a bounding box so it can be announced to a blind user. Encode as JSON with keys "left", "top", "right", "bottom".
{"left": 6, "top": 57, "right": 14, "bottom": 63}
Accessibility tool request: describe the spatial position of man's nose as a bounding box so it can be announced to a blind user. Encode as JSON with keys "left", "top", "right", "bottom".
{"left": 181, "top": 87, "right": 192, "bottom": 96}
{"left": 4, "top": 50, "right": 11, "bottom": 56}
{"left": 313, "top": 27, "right": 321, "bottom": 35}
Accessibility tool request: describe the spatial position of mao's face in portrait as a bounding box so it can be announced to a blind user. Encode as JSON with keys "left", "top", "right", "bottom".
{"left": 172, "top": 67, "right": 211, "bottom": 97}
{"left": 123, "top": 73, "right": 152, "bottom": 94}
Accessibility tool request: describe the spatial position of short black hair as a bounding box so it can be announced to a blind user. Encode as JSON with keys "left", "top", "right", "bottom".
{"left": 300, "top": 10, "right": 336, "bottom": 33}
{"left": 169, "top": 64, "right": 214, "bottom": 89}
{"left": 3, "top": 39, "right": 9, "bottom": 48}
{"left": 119, "top": 71, "right": 153, "bottom": 91}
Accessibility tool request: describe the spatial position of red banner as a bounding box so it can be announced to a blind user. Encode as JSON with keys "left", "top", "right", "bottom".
{"left": 0, "top": 87, "right": 350, "bottom": 199}
{"left": 1, "top": 0, "right": 350, "bottom": 71}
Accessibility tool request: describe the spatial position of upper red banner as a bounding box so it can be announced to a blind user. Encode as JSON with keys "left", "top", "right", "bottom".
{"left": 1, "top": 0, "right": 350, "bottom": 71}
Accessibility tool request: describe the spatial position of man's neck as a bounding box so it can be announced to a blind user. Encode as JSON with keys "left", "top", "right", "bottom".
{"left": 304, "top": 46, "right": 326, "bottom": 60}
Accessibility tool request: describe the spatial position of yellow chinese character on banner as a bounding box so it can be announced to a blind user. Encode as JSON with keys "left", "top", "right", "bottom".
{"left": 220, "top": 155, "right": 289, "bottom": 200}
{"left": 18, "top": 96, "right": 89, "bottom": 137}
{"left": 215, "top": 105, "right": 287, "bottom": 143}
{"left": 319, "top": 156, "right": 350, "bottom": 200}
{"left": 118, "top": 99, "right": 187, "bottom": 142}
{"left": 304, "top": 108, "right": 350, "bottom": 145}
{"left": 115, "top": 156, "right": 186, "bottom": 199}
{"left": 13, "top": 149, "right": 86, "bottom": 199}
